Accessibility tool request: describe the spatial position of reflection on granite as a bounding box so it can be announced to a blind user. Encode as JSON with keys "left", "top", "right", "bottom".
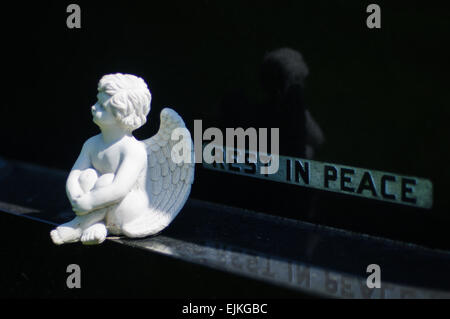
{"left": 117, "top": 235, "right": 450, "bottom": 298}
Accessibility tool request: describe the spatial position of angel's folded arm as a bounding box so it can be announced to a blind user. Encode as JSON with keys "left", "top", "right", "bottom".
{"left": 88, "top": 146, "right": 147, "bottom": 210}
{"left": 66, "top": 140, "right": 93, "bottom": 201}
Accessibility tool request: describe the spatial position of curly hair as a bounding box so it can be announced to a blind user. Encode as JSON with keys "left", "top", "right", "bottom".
{"left": 98, "top": 73, "right": 152, "bottom": 132}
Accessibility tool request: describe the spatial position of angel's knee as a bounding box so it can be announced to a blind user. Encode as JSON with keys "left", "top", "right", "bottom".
{"left": 79, "top": 169, "right": 98, "bottom": 193}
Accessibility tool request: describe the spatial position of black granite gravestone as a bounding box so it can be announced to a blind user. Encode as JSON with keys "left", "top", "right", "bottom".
{"left": 1, "top": 1, "right": 449, "bottom": 298}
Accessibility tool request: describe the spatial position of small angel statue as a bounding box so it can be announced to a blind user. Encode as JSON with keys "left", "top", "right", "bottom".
{"left": 50, "top": 73, "right": 194, "bottom": 245}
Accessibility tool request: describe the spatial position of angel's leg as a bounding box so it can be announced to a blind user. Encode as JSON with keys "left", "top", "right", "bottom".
{"left": 51, "top": 170, "right": 114, "bottom": 245}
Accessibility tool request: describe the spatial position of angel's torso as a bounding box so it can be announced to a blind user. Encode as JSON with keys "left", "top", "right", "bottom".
{"left": 88, "top": 134, "right": 147, "bottom": 195}
{"left": 91, "top": 141, "right": 122, "bottom": 176}
{"left": 89, "top": 134, "right": 146, "bottom": 176}
{"left": 87, "top": 135, "right": 149, "bottom": 231}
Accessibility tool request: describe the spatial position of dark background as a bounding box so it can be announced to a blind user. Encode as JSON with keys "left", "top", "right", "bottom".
{"left": 1, "top": 1, "right": 450, "bottom": 249}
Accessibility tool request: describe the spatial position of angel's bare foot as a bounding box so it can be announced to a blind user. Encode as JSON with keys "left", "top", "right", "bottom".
{"left": 50, "top": 209, "right": 108, "bottom": 245}
{"left": 81, "top": 223, "right": 107, "bottom": 245}
{"left": 50, "top": 224, "right": 82, "bottom": 245}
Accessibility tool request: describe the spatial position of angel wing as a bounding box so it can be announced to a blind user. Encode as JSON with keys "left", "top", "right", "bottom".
{"left": 121, "top": 108, "right": 194, "bottom": 238}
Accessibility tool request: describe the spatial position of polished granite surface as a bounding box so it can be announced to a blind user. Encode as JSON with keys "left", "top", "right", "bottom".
{"left": 1, "top": 158, "right": 449, "bottom": 298}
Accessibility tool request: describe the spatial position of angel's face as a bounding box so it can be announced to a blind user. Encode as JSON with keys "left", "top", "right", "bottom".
{"left": 91, "top": 92, "right": 117, "bottom": 127}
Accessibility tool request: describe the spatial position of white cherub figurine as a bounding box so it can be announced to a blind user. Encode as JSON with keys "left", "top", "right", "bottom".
{"left": 50, "top": 73, "right": 194, "bottom": 245}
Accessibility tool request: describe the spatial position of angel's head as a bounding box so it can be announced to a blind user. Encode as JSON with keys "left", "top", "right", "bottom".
{"left": 93, "top": 73, "right": 151, "bottom": 132}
